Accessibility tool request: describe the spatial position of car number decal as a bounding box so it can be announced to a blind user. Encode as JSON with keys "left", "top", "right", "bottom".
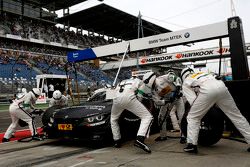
{"left": 58, "top": 124, "right": 73, "bottom": 130}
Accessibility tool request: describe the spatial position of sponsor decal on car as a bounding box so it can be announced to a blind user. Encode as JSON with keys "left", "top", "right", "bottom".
{"left": 82, "top": 105, "right": 106, "bottom": 110}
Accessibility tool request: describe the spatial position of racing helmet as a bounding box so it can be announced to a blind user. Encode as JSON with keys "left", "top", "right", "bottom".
{"left": 143, "top": 72, "right": 156, "bottom": 88}
{"left": 166, "top": 69, "right": 175, "bottom": 75}
{"left": 53, "top": 90, "right": 62, "bottom": 100}
{"left": 181, "top": 67, "right": 194, "bottom": 81}
{"left": 32, "top": 88, "right": 41, "bottom": 98}
{"left": 166, "top": 69, "right": 176, "bottom": 83}
{"left": 21, "top": 88, "right": 27, "bottom": 94}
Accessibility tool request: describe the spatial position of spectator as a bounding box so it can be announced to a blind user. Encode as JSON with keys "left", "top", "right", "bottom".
{"left": 48, "top": 83, "right": 54, "bottom": 98}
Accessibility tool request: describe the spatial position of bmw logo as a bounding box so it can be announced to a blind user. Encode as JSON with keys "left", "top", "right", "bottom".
{"left": 184, "top": 32, "right": 190, "bottom": 38}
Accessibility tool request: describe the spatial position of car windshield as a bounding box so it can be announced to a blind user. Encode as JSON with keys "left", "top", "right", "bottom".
{"left": 87, "top": 91, "right": 106, "bottom": 102}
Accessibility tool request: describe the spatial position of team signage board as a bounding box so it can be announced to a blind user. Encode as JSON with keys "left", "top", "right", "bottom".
{"left": 130, "top": 21, "right": 228, "bottom": 52}
{"left": 67, "top": 49, "right": 98, "bottom": 62}
{"left": 67, "top": 21, "right": 228, "bottom": 62}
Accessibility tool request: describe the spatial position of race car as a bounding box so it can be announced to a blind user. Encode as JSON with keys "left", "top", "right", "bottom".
{"left": 42, "top": 87, "right": 159, "bottom": 143}
{"left": 42, "top": 87, "right": 224, "bottom": 146}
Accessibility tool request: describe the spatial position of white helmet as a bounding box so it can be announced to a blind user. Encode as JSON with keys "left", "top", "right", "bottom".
{"left": 181, "top": 67, "right": 194, "bottom": 81}
{"left": 166, "top": 69, "right": 175, "bottom": 75}
{"left": 166, "top": 69, "right": 176, "bottom": 83}
{"left": 21, "top": 88, "right": 27, "bottom": 94}
{"left": 53, "top": 90, "right": 62, "bottom": 100}
{"left": 32, "top": 88, "right": 41, "bottom": 98}
{"left": 143, "top": 72, "right": 156, "bottom": 88}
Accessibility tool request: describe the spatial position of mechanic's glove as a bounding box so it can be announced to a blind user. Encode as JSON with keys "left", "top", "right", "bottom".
{"left": 169, "top": 96, "right": 175, "bottom": 103}
{"left": 215, "top": 75, "right": 222, "bottom": 80}
{"left": 174, "top": 86, "right": 183, "bottom": 99}
{"left": 153, "top": 99, "right": 165, "bottom": 106}
{"left": 176, "top": 92, "right": 183, "bottom": 98}
{"left": 143, "top": 93, "right": 152, "bottom": 99}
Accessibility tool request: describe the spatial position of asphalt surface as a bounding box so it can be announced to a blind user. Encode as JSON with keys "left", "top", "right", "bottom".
{"left": 0, "top": 133, "right": 249, "bottom": 167}
{"left": 1, "top": 110, "right": 250, "bottom": 167}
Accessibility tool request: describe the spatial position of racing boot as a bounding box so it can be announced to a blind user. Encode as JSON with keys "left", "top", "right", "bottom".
{"left": 11, "top": 132, "right": 15, "bottom": 138}
{"left": 134, "top": 136, "right": 151, "bottom": 153}
{"left": 2, "top": 138, "right": 10, "bottom": 143}
{"left": 32, "top": 134, "right": 43, "bottom": 141}
{"left": 180, "top": 136, "right": 186, "bottom": 144}
{"left": 184, "top": 143, "right": 198, "bottom": 153}
{"left": 114, "top": 139, "right": 122, "bottom": 148}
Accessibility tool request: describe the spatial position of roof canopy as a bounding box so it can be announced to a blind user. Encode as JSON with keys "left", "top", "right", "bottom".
{"left": 56, "top": 4, "right": 171, "bottom": 40}
{"left": 13, "top": 0, "right": 87, "bottom": 11}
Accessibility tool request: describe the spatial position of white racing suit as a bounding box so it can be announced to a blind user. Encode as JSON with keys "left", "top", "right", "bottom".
{"left": 183, "top": 72, "right": 250, "bottom": 145}
{"left": 169, "top": 105, "right": 180, "bottom": 131}
{"left": 153, "top": 74, "right": 185, "bottom": 138}
{"left": 4, "top": 91, "right": 39, "bottom": 139}
{"left": 49, "top": 95, "right": 68, "bottom": 107}
{"left": 110, "top": 78, "right": 154, "bottom": 141}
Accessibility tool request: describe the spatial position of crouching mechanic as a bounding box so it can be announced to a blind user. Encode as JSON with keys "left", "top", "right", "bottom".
{"left": 143, "top": 71, "right": 185, "bottom": 143}
{"left": 153, "top": 70, "right": 185, "bottom": 143}
{"left": 2, "top": 88, "right": 43, "bottom": 142}
{"left": 110, "top": 77, "right": 154, "bottom": 153}
{"left": 181, "top": 67, "right": 250, "bottom": 153}
{"left": 49, "top": 90, "right": 68, "bottom": 107}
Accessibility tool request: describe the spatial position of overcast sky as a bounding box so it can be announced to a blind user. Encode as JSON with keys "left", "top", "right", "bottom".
{"left": 56, "top": 0, "right": 250, "bottom": 51}
{"left": 56, "top": 0, "right": 249, "bottom": 73}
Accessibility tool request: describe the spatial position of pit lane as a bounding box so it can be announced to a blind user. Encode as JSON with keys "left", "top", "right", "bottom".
{"left": 1, "top": 134, "right": 250, "bottom": 167}
{"left": 1, "top": 111, "right": 250, "bottom": 167}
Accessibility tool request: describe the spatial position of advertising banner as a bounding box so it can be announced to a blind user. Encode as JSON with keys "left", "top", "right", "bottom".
{"left": 139, "top": 47, "right": 231, "bottom": 65}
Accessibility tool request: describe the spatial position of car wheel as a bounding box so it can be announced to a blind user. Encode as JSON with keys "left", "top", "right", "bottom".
{"left": 181, "top": 105, "right": 224, "bottom": 146}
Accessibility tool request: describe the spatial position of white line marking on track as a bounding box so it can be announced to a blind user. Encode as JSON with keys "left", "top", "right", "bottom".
{"left": 68, "top": 159, "right": 93, "bottom": 167}
{"left": 96, "top": 161, "right": 107, "bottom": 164}
{"left": 43, "top": 147, "right": 58, "bottom": 151}
{"left": 33, "top": 161, "right": 58, "bottom": 167}
{"left": 86, "top": 148, "right": 110, "bottom": 154}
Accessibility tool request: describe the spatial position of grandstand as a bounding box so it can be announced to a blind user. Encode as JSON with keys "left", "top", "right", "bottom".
{"left": 0, "top": 0, "right": 170, "bottom": 100}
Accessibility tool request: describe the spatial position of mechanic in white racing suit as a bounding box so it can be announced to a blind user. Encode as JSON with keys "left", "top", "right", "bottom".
{"left": 142, "top": 71, "right": 185, "bottom": 143}
{"left": 49, "top": 90, "right": 68, "bottom": 107}
{"left": 2, "top": 88, "right": 43, "bottom": 142}
{"left": 181, "top": 67, "right": 250, "bottom": 153}
{"left": 154, "top": 70, "right": 185, "bottom": 143}
{"left": 110, "top": 77, "right": 154, "bottom": 153}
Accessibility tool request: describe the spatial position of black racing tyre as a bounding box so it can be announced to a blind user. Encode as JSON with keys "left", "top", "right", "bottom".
{"left": 18, "top": 119, "right": 29, "bottom": 127}
{"left": 121, "top": 98, "right": 155, "bottom": 123}
{"left": 120, "top": 98, "right": 159, "bottom": 137}
{"left": 181, "top": 105, "right": 224, "bottom": 146}
{"left": 120, "top": 111, "right": 140, "bottom": 140}
{"left": 42, "top": 106, "right": 62, "bottom": 139}
{"left": 42, "top": 106, "right": 62, "bottom": 126}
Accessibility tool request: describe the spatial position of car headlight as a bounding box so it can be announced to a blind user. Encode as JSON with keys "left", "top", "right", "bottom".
{"left": 96, "top": 115, "right": 104, "bottom": 121}
{"left": 84, "top": 114, "right": 108, "bottom": 126}
{"left": 87, "top": 117, "right": 95, "bottom": 123}
{"left": 86, "top": 114, "right": 105, "bottom": 123}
